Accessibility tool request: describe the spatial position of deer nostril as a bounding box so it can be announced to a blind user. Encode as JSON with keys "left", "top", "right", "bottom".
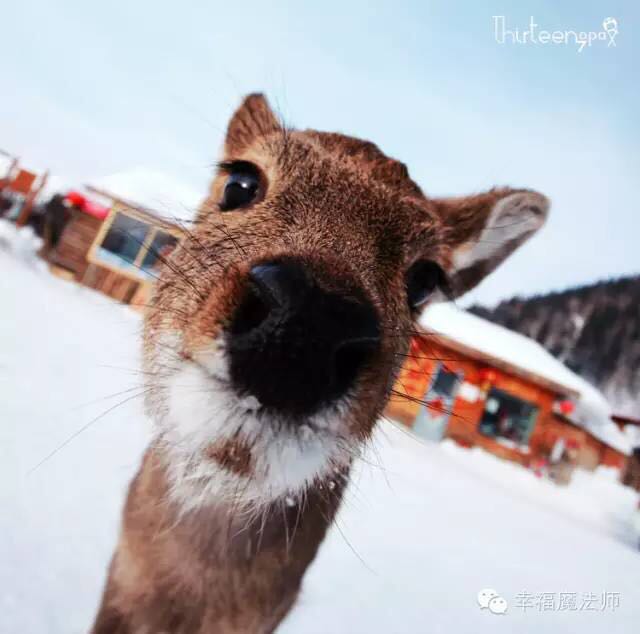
{"left": 333, "top": 337, "right": 380, "bottom": 396}
{"left": 230, "top": 282, "right": 272, "bottom": 337}
{"left": 248, "top": 264, "right": 289, "bottom": 307}
{"left": 231, "top": 263, "right": 305, "bottom": 337}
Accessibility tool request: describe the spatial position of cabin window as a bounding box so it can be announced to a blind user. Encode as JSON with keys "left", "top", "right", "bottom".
{"left": 479, "top": 387, "right": 538, "bottom": 447}
{"left": 93, "top": 210, "right": 178, "bottom": 280}
{"left": 95, "top": 212, "right": 150, "bottom": 275}
{"left": 140, "top": 230, "right": 178, "bottom": 275}
{"left": 430, "top": 367, "right": 459, "bottom": 398}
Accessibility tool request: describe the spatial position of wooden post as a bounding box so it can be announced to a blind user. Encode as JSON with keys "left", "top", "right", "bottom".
{"left": 16, "top": 170, "right": 48, "bottom": 227}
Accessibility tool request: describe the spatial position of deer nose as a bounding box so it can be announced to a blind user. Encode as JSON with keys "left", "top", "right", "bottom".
{"left": 227, "top": 258, "right": 381, "bottom": 418}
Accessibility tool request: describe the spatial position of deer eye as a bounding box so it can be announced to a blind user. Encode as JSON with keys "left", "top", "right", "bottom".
{"left": 219, "top": 162, "right": 260, "bottom": 211}
{"left": 405, "top": 260, "right": 446, "bottom": 309}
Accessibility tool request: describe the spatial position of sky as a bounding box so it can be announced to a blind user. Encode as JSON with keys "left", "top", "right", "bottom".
{"left": 1, "top": 0, "right": 638, "bottom": 306}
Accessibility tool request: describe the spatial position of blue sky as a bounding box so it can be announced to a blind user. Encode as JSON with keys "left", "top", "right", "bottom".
{"left": 2, "top": 0, "right": 638, "bottom": 305}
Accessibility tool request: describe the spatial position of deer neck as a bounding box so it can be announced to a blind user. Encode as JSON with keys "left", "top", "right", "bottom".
{"left": 92, "top": 446, "right": 348, "bottom": 634}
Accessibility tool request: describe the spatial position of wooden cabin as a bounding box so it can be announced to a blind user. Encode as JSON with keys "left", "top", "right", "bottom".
{"left": 47, "top": 168, "right": 202, "bottom": 304}
{"left": 386, "top": 304, "right": 632, "bottom": 480}
{"left": 49, "top": 190, "right": 183, "bottom": 305}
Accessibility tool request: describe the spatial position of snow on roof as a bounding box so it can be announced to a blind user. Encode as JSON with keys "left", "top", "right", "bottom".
{"left": 420, "top": 303, "right": 632, "bottom": 456}
{"left": 89, "top": 168, "right": 204, "bottom": 223}
{"left": 421, "top": 303, "right": 585, "bottom": 395}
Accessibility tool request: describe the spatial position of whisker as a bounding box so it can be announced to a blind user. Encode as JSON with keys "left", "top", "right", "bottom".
{"left": 69, "top": 383, "right": 156, "bottom": 411}
{"left": 27, "top": 388, "right": 154, "bottom": 474}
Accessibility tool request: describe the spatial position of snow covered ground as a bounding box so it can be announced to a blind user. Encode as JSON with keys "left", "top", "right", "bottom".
{"left": 1, "top": 222, "right": 639, "bottom": 633}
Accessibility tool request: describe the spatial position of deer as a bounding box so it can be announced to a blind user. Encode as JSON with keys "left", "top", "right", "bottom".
{"left": 91, "top": 93, "right": 548, "bottom": 633}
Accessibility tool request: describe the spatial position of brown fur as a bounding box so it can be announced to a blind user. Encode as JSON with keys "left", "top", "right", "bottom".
{"left": 92, "top": 94, "right": 548, "bottom": 633}
{"left": 93, "top": 449, "right": 347, "bottom": 633}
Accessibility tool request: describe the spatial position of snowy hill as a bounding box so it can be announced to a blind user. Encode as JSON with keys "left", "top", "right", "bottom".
{"left": 1, "top": 222, "right": 639, "bottom": 633}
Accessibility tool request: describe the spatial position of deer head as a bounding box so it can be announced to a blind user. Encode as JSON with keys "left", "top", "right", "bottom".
{"left": 143, "top": 94, "right": 548, "bottom": 511}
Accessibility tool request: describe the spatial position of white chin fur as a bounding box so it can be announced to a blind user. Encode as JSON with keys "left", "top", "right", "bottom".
{"left": 144, "top": 335, "right": 356, "bottom": 512}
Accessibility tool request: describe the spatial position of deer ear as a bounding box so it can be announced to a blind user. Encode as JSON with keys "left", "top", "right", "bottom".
{"left": 225, "top": 93, "right": 281, "bottom": 154}
{"left": 434, "top": 188, "right": 549, "bottom": 298}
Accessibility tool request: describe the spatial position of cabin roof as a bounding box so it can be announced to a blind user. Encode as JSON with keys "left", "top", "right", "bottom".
{"left": 420, "top": 303, "right": 632, "bottom": 455}
{"left": 87, "top": 167, "right": 204, "bottom": 225}
{"left": 612, "top": 413, "right": 640, "bottom": 427}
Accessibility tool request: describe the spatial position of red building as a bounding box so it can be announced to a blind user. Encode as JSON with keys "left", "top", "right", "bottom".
{"left": 386, "top": 304, "right": 631, "bottom": 478}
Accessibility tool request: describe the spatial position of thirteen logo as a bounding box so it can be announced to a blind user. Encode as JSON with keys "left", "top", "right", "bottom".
{"left": 493, "top": 16, "right": 619, "bottom": 52}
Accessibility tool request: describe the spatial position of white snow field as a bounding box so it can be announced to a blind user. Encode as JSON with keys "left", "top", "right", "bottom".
{"left": 1, "top": 222, "right": 639, "bottom": 633}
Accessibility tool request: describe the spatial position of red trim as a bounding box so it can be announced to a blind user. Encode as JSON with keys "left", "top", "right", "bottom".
{"left": 65, "top": 191, "right": 109, "bottom": 219}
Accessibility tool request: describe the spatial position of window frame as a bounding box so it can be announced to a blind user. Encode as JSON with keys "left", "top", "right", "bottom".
{"left": 88, "top": 204, "right": 181, "bottom": 282}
